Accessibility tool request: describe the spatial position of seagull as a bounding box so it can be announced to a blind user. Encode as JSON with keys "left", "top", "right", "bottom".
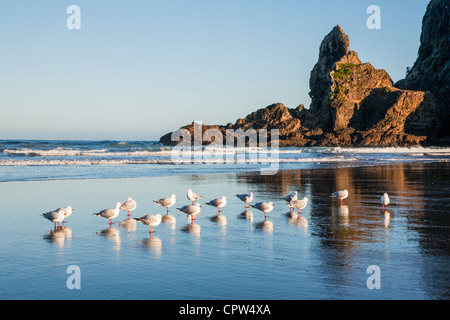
{"left": 250, "top": 201, "right": 274, "bottom": 220}
{"left": 283, "top": 191, "right": 298, "bottom": 202}
{"left": 177, "top": 203, "right": 202, "bottom": 223}
{"left": 135, "top": 214, "right": 162, "bottom": 234}
{"left": 331, "top": 189, "right": 348, "bottom": 206}
{"left": 120, "top": 197, "right": 137, "bottom": 219}
{"left": 187, "top": 189, "right": 202, "bottom": 205}
{"left": 288, "top": 197, "right": 309, "bottom": 214}
{"left": 283, "top": 191, "right": 298, "bottom": 211}
{"left": 206, "top": 196, "right": 227, "bottom": 214}
{"left": 42, "top": 208, "right": 65, "bottom": 228}
{"left": 93, "top": 202, "right": 122, "bottom": 225}
{"left": 58, "top": 205, "right": 74, "bottom": 225}
{"left": 154, "top": 194, "right": 177, "bottom": 214}
{"left": 235, "top": 192, "right": 253, "bottom": 208}
{"left": 380, "top": 193, "right": 390, "bottom": 210}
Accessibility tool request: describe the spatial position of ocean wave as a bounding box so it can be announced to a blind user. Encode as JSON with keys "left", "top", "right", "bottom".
{"left": 2, "top": 147, "right": 173, "bottom": 157}
{"left": 2, "top": 156, "right": 448, "bottom": 166}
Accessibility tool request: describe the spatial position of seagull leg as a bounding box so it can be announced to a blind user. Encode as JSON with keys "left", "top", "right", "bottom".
{"left": 127, "top": 211, "right": 130, "bottom": 220}
{"left": 340, "top": 199, "right": 343, "bottom": 206}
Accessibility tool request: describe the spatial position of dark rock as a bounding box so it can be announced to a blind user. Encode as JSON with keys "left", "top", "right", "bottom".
{"left": 396, "top": 0, "right": 450, "bottom": 139}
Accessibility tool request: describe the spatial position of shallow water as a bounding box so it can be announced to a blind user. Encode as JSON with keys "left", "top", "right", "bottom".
{"left": 0, "top": 162, "right": 449, "bottom": 299}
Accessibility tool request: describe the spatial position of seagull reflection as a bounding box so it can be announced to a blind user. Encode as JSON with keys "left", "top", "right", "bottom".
{"left": 161, "top": 214, "right": 176, "bottom": 228}
{"left": 239, "top": 210, "right": 253, "bottom": 222}
{"left": 43, "top": 226, "right": 72, "bottom": 248}
{"left": 285, "top": 211, "right": 298, "bottom": 219}
{"left": 332, "top": 205, "right": 349, "bottom": 225}
{"left": 117, "top": 219, "right": 137, "bottom": 232}
{"left": 381, "top": 210, "right": 391, "bottom": 228}
{"left": 287, "top": 212, "right": 309, "bottom": 230}
{"left": 141, "top": 236, "right": 162, "bottom": 255}
{"left": 255, "top": 220, "right": 273, "bottom": 234}
{"left": 181, "top": 223, "right": 201, "bottom": 237}
{"left": 96, "top": 226, "right": 121, "bottom": 250}
{"left": 210, "top": 213, "right": 227, "bottom": 225}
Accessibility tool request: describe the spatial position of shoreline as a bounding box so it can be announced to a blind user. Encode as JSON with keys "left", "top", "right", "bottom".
{"left": 1, "top": 158, "right": 449, "bottom": 183}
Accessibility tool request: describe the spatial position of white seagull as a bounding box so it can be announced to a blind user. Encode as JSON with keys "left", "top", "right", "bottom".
{"left": 120, "top": 197, "right": 137, "bottom": 219}
{"left": 284, "top": 191, "right": 298, "bottom": 211}
{"left": 206, "top": 196, "right": 227, "bottom": 214}
{"left": 250, "top": 201, "right": 274, "bottom": 220}
{"left": 154, "top": 194, "right": 177, "bottom": 213}
{"left": 135, "top": 214, "right": 162, "bottom": 234}
{"left": 331, "top": 189, "right": 348, "bottom": 206}
{"left": 177, "top": 203, "right": 202, "bottom": 223}
{"left": 42, "top": 208, "right": 65, "bottom": 228}
{"left": 93, "top": 202, "right": 122, "bottom": 225}
{"left": 235, "top": 192, "right": 253, "bottom": 208}
{"left": 288, "top": 197, "right": 309, "bottom": 214}
{"left": 187, "top": 189, "right": 203, "bottom": 205}
{"left": 380, "top": 193, "right": 390, "bottom": 210}
{"left": 58, "top": 205, "right": 74, "bottom": 225}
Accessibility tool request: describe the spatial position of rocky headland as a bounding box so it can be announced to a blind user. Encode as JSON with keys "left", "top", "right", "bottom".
{"left": 159, "top": 0, "right": 449, "bottom": 147}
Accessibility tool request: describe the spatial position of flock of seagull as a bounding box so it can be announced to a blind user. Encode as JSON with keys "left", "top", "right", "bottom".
{"left": 41, "top": 188, "right": 391, "bottom": 234}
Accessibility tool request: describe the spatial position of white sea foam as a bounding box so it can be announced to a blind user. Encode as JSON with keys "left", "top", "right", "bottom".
{"left": 2, "top": 148, "right": 174, "bottom": 157}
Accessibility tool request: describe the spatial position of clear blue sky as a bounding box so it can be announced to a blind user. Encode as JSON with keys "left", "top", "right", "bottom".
{"left": 0, "top": 0, "right": 430, "bottom": 140}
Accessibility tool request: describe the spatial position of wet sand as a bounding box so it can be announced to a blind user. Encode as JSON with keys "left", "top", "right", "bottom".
{"left": 0, "top": 162, "right": 449, "bottom": 299}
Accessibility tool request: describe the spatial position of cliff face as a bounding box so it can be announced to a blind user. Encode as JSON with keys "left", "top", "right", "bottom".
{"left": 396, "top": 0, "right": 450, "bottom": 139}
{"left": 159, "top": 1, "right": 448, "bottom": 147}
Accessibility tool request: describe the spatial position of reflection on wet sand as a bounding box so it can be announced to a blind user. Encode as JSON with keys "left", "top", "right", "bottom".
{"left": 161, "top": 214, "right": 176, "bottom": 228}
{"left": 255, "top": 220, "right": 273, "bottom": 234}
{"left": 332, "top": 205, "right": 349, "bottom": 226}
{"left": 381, "top": 210, "right": 391, "bottom": 228}
{"left": 117, "top": 219, "right": 137, "bottom": 232}
{"left": 181, "top": 223, "right": 201, "bottom": 237}
{"left": 96, "top": 226, "right": 121, "bottom": 250}
{"left": 141, "top": 236, "right": 162, "bottom": 255}
{"left": 210, "top": 213, "right": 227, "bottom": 225}
{"left": 238, "top": 162, "right": 447, "bottom": 253}
{"left": 43, "top": 226, "right": 72, "bottom": 248}
{"left": 286, "top": 212, "right": 308, "bottom": 231}
{"left": 239, "top": 210, "right": 253, "bottom": 221}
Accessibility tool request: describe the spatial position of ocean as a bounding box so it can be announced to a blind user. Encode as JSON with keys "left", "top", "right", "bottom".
{"left": 1, "top": 139, "right": 450, "bottom": 182}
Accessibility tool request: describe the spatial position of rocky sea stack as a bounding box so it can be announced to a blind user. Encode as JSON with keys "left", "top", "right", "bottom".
{"left": 159, "top": 0, "right": 449, "bottom": 147}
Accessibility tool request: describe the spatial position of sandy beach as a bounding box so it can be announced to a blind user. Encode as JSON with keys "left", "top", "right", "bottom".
{"left": 0, "top": 161, "right": 449, "bottom": 300}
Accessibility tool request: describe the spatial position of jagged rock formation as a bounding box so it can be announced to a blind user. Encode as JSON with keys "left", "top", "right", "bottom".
{"left": 396, "top": 0, "right": 450, "bottom": 141}
{"left": 159, "top": 1, "right": 448, "bottom": 147}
